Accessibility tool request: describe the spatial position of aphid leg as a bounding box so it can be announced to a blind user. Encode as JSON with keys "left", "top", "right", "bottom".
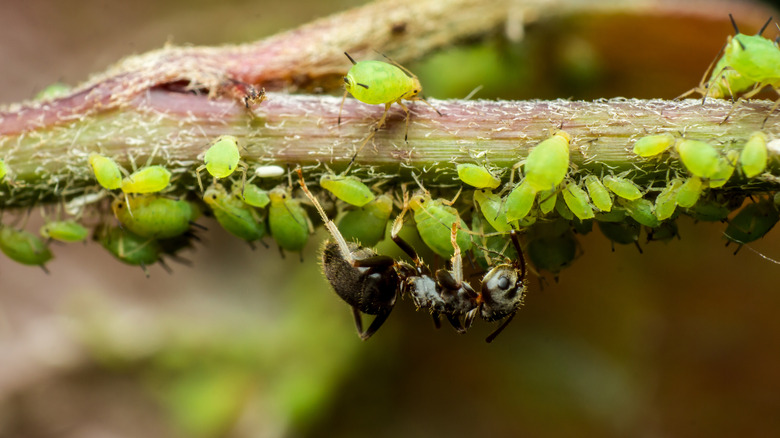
{"left": 395, "top": 100, "right": 411, "bottom": 142}
{"left": 195, "top": 165, "right": 206, "bottom": 193}
{"left": 296, "top": 168, "right": 353, "bottom": 263}
{"left": 390, "top": 192, "right": 423, "bottom": 265}
{"left": 761, "top": 91, "right": 780, "bottom": 128}
{"left": 377, "top": 102, "right": 393, "bottom": 130}
{"left": 345, "top": 128, "right": 377, "bottom": 172}
{"left": 338, "top": 89, "right": 348, "bottom": 125}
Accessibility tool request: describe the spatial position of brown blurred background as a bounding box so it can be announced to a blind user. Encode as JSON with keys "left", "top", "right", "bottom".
{"left": 1, "top": 1, "right": 780, "bottom": 437}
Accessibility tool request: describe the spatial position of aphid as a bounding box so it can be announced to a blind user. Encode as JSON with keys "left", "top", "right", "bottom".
{"left": 88, "top": 153, "right": 123, "bottom": 190}
{"left": 584, "top": 175, "right": 612, "bottom": 212}
{"left": 562, "top": 181, "right": 595, "bottom": 220}
{"left": 254, "top": 165, "right": 286, "bottom": 179}
{"left": 0, "top": 159, "right": 7, "bottom": 181}
{"left": 525, "top": 221, "right": 579, "bottom": 280}
{"left": 675, "top": 139, "right": 722, "bottom": 179}
{"left": 602, "top": 175, "right": 643, "bottom": 200}
{"left": 470, "top": 212, "right": 514, "bottom": 270}
{"left": 708, "top": 149, "right": 739, "bottom": 188}
{"left": 320, "top": 174, "right": 375, "bottom": 207}
{"left": 339, "top": 52, "right": 440, "bottom": 140}
{"left": 723, "top": 16, "right": 780, "bottom": 97}
{"left": 0, "top": 226, "right": 53, "bottom": 272}
{"left": 597, "top": 220, "right": 642, "bottom": 253}
{"left": 268, "top": 185, "right": 311, "bottom": 253}
{"left": 676, "top": 176, "right": 704, "bottom": 208}
{"left": 473, "top": 189, "right": 513, "bottom": 233}
{"left": 477, "top": 229, "right": 528, "bottom": 342}
{"left": 654, "top": 177, "right": 684, "bottom": 220}
{"left": 505, "top": 181, "right": 536, "bottom": 222}
{"left": 297, "top": 168, "right": 399, "bottom": 340}
{"left": 39, "top": 220, "right": 88, "bottom": 243}
{"left": 408, "top": 191, "right": 472, "bottom": 259}
{"left": 687, "top": 195, "right": 732, "bottom": 222}
{"left": 121, "top": 165, "right": 171, "bottom": 194}
{"left": 35, "top": 82, "right": 70, "bottom": 101}
{"left": 646, "top": 221, "right": 680, "bottom": 244}
{"left": 724, "top": 198, "right": 779, "bottom": 247}
{"left": 632, "top": 133, "right": 676, "bottom": 158}
{"left": 112, "top": 195, "right": 195, "bottom": 239}
{"left": 456, "top": 163, "right": 501, "bottom": 189}
{"left": 522, "top": 131, "right": 571, "bottom": 193}
{"left": 740, "top": 131, "right": 769, "bottom": 178}
{"left": 203, "top": 183, "right": 266, "bottom": 245}
{"left": 537, "top": 189, "right": 558, "bottom": 215}
{"left": 554, "top": 194, "right": 574, "bottom": 221}
{"left": 195, "top": 135, "right": 247, "bottom": 192}
{"left": 337, "top": 194, "right": 393, "bottom": 247}
{"left": 618, "top": 198, "right": 659, "bottom": 228}
{"left": 238, "top": 184, "right": 270, "bottom": 208}
{"left": 95, "top": 224, "right": 162, "bottom": 276}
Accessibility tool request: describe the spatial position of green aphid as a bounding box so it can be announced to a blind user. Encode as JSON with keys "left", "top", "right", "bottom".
{"left": 40, "top": 220, "right": 88, "bottom": 243}
{"left": 409, "top": 191, "right": 472, "bottom": 259}
{"left": 687, "top": 196, "right": 731, "bottom": 222}
{"left": 268, "top": 185, "right": 310, "bottom": 252}
{"left": 0, "top": 159, "right": 7, "bottom": 181}
{"left": 633, "top": 133, "right": 676, "bottom": 158}
{"left": 204, "top": 184, "right": 266, "bottom": 244}
{"left": 646, "top": 221, "right": 680, "bottom": 244}
{"left": 603, "top": 175, "right": 643, "bottom": 200}
{"left": 724, "top": 198, "right": 779, "bottom": 246}
{"left": 584, "top": 175, "right": 612, "bottom": 212}
{"left": 522, "top": 131, "right": 571, "bottom": 193}
{"left": 473, "top": 189, "right": 513, "bottom": 233}
{"left": 708, "top": 150, "right": 739, "bottom": 188}
{"left": 525, "top": 222, "right": 578, "bottom": 279}
{"left": 505, "top": 181, "right": 536, "bottom": 222}
{"left": 196, "top": 135, "right": 246, "bottom": 192}
{"left": 618, "top": 198, "right": 659, "bottom": 228}
{"left": 0, "top": 227, "right": 53, "bottom": 270}
{"left": 654, "top": 178, "right": 684, "bottom": 221}
{"left": 676, "top": 139, "right": 721, "bottom": 179}
{"left": 537, "top": 189, "right": 557, "bottom": 215}
{"left": 597, "top": 219, "right": 642, "bottom": 252}
{"left": 723, "top": 16, "right": 780, "bottom": 87}
{"left": 554, "top": 194, "right": 574, "bottom": 220}
{"left": 121, "top": 165, "right": 171, "bottom": 194}
{"left": 88, "top": 153, "right": 123, "bottom": 190}
{"left": 699, "top": 49, "right": 756, "bottom": 100}
{"left": 95, "top": 225, "right": 161, "bottom": 275}
{"left": 456, "top": 163, "right": 501, "bottom": 189}
{"left": 740, "top": 131, "right": 769, "bottom": 178}
{"left": 338, "top": 194, "right": 393, "bottom": 247}
{"left": 238, "top": 184, "right": 270, "bottom": 208}
{"left": 35, "top": 82, "right": 70, "bottom": 101}
{"left": 320, "top": 174, "right": 375, "bottom": 207}
{"left": 676, "top": 176, "right": 704, "bottom": 208}
{"left": 595, "top": 208, "right": 627, "bottom": 223}
{"left": 562, "top": 181, "right": 594, "bottom": 220}
{"left": 112, "top": 195, "right": 194, "bottom": 239}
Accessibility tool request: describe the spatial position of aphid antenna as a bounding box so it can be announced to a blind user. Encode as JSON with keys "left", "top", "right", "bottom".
{"left": 296, "top": 168, "right": 353, "bottom": 263}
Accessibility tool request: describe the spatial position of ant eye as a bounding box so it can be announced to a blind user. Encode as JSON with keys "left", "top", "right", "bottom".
{"left": 498, "top": 276, "right": 510, "bottom": 290}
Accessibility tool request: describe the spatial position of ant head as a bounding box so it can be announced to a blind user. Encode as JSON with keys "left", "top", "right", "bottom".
{"left": 479, "top": 263, "right": 526, "bottom": 321}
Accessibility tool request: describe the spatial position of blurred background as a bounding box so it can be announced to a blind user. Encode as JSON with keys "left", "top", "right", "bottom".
{"left": 2, "top": 0, "right": 780, "bottom": 437}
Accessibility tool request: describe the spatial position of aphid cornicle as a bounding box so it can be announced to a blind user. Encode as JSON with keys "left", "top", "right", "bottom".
{"left": 297, "top": 169, "right": 399, "bottom": 341}
{"left": 339, "top": 52, "right": 441, "bottom": 141}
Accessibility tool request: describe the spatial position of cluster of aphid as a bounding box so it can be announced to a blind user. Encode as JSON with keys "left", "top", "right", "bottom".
{"left": 1, "top": 16, "right": 779, "bottom": 343}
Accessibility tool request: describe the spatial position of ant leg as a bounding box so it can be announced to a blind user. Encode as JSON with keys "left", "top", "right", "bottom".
{"left": 431, "top": 313, "right": 442, "bottom": 329}
{"left": 352, "top": 307, "right": 365, "bottom": 338}
{"left": 359, "top": 310, "right": 392, "bottom": 341}
{"left": 446, "top": 314, "right": 467, "bottom": 334}
{"left": 353, "top": 254, "right": 396, "bottom": 270}
{"left": 509, "top": 229, "right": 527, "bottom": 280}
{"left": 485, "top": 312, "right": 516, "bottom": 343}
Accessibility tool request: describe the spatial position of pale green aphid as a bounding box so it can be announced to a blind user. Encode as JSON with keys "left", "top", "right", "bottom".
{"left": 594, "top": 208, "right": 626, "bottom": 223}
{"left": 320, "top": 174, "right": 375, "bottom": 207}
{"left": 740, "top": 131, "right": 769, "bottom": 178}
{"left": 688, "top": 196, "right": 732, "bottom": 222}
{"left": 0, "top": 159, "right": 7, "bottom": 181}
{"left": 121, "top": 165, "right": 171, "bottom": 194}
{"left": 597, "top": 220, "right": 642, "bottom": 252}
{"left": 0, "top": 226, "right": 53, "bottom": 270}
{"left": 196, "top": 135, "right": 247, "bottom": 192}
{"left": 522, "top": 131, "right": 571, "bottom": 193}
{"left": 676, "top": 139, "right": 722, "bottom": 179}
{"left": 603, "top": 175, "right": 643, "bottom": 200}
{"left": 204, "top": 183, "right": 266, "bottom": 244}
{"left": 537, "top": 189, "right": 557, "bottom": 215}
{"left": 676, "top": 176, "right": 704, "bottom": 208}
{"left": 618, "top": 198, "right": 659, "bottom": 228}
{"left": 554, "top": 194, "right": 574, "bottom": 221}
{"left": 646, "top": 221, "right": 680, "bottom": 243}
{"left": 724, "top": 198, "right": 779, "bottom": 245}
{"left": 238, "top": 184, "right": 270, "bottom": 208}
{"left": 409, "top": 191, "right": 472, "bottom": 259}
{"left": 473, "top": 189, "right": 513, "bottom": 233}
{"left": 505, "top": 180, "right": 536, "bottom": 222}
{"left": 112, "top": 196, "right": 194, "bottom": 239}
{"left": 88, "top": 153, "right": 123, "bottom": 190}
{"left": 40, "top": 220, "right": 88, "bottom": 243}
{"left": 268, "top": 185, "right": 310, "bottom": 252}
{"left": 584, "top": 175, "right": 612, "bottom": 212}
{"left": 632, "top": 133, "right": 676, "bottom": 158}
{"left": 723, "top": 16, "right": 780, "bottom": 91}
{"left": 96, "top": 225, "right": 161, "bottom": 276}
{"left": 562, "top": 181, "right": 594, "bottom": 220}
{"left": 338, "top": 194, "right": 393, "bottom": 247}
{"left": 654, "top": 178, "right": 684, "bottom": 220}
{"left": 708, "top": 149, "right": 739, "bottom": 188}
{"left": 525, "top": 221, "right": 578, "bottom": 279}
{"left": 35, "top": 82, "right": 71, "bottom": 101}
{"left": 456, "top": 163, "right": 501, "bottom": 189}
